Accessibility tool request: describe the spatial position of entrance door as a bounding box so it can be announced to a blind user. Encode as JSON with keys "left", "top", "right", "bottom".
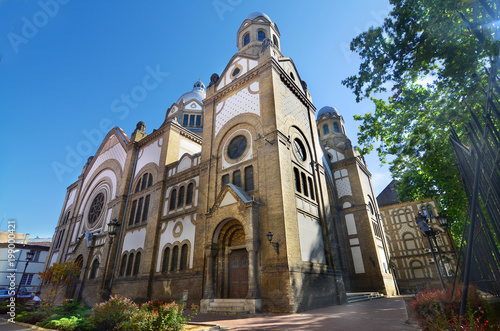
{"left": 229, "top": 249, "right": 248, "bottom": 298}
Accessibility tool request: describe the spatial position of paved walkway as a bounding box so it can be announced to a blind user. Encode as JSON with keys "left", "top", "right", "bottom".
{"left": 190, "top": 296, "right": 419, "bottom": 330}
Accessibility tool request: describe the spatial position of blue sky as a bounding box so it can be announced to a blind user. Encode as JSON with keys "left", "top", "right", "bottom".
{"left": 0, "top": 0, "right": 392, "bottom": 238}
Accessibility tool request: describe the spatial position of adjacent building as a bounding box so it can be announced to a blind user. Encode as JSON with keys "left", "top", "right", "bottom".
{"left": 377, "top": 180, "right": 457, "bottom": 293}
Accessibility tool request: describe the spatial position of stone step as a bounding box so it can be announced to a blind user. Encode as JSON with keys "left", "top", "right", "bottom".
{"left": 346, "top": 292, "right": 385, "bottom": 303}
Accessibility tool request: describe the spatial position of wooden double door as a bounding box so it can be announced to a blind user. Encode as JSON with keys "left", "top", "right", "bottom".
{"left": 229, "top": 248, "right": 248, "bottom": 298}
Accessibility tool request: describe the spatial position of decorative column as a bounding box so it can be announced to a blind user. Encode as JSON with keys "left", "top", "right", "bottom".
{"left": 203, "top": 245, "right": 216, "bottom": 299}
{"left": 246, "top": 240, "right": 260, "bottom": 299}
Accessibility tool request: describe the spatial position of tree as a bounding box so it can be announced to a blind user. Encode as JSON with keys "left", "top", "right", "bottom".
{"left": 38, "top": 260, "right": 80, "bottom": 312}
{"left": 342, "top": 0, "right": 500, "bottom": 223}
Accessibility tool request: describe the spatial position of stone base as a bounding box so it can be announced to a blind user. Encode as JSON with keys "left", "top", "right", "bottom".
{"left": 201, "top": 298, "right": 262, "bottom": 314}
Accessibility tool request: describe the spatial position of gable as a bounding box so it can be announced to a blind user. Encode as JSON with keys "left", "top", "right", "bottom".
{"left": 220, "top": 191, "right": 237, "bottom": 207}
{"left": 217, "top": 55, "right": 258, "bottom": 91}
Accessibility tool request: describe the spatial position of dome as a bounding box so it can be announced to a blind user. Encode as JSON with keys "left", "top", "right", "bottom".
{"left": 316, "top": 106, "right": 340, "bottom": 119}
{"left": 246, "top": 12, "right": 272, "bottom": 22}
{"left": 176, "top": 80, "right": 206, "bottom": 104}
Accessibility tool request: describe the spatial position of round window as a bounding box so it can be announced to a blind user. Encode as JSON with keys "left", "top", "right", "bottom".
{"left": 228, "top": 135, "right": 247, "bottom": 159}
{"left": 88, "top": 193, "right": 105, "bottom": 224}
{"left": 293, "top": 139, "right": 306, "bottom": 161}
{"left": 232, "top": 67, "right": 241, "bottom": 77}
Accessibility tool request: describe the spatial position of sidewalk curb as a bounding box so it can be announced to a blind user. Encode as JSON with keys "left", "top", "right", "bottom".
{"left": 1, "top": 317, "right": 55, "bottom": 330}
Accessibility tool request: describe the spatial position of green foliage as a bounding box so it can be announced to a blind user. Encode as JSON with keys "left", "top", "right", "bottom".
{"left": 126, "top": 300, "right": 191, "bottom": 331}
{"left": 90, "top": 295, "right": 139, "bottom": 331}
{"left": 37, "top": 301, "right": 93, "bottom": 331}
{"left": 410, "top": 285, "right": 499, "bottom": 330}
{"left": 15, "top": 310, "right": 49, "bottom": 325}
{"left": 342, "top": 0, "right": 500, "bottom": 226}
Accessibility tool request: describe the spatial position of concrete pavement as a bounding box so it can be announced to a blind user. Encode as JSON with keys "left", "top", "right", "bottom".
{"left": 190, "top": 296, "right": 419, "bottom": 330}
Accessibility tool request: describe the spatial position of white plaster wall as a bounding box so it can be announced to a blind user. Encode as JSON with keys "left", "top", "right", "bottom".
{"left": 156, "top": 214, "right": 196, "bottom": 271}
{"left": 50, "top": 252, "right": 58, "bottom": 266}
{"left": 177, "top": 155, "right": 192, "bottom": 173}
{"left": 217, "top": 57, "right": 258, "bottom": 91}
{"left": 345, "top": 213, "right": 357, "bottom": 235}
{"left": 351, "top": 246, "right": 365, "bottom": 273}
{"left": 82, "top": 136, "right": 126, "bottom": 189}
{"left": 377, "top": 242, "right": 389, "bottom": 273}
{"left": 215, "top": 82, "right": 260, "bottom": 136}
{"left": 136, "top": 138, "right": 163, "bottom": 175}
{"left": 185, "top": 101, "right": 202, "bottom": 110}
{"left": 65, "top": 189, "right": 76, "bottom": 212}
{"left": 297, "top": 213, "right": 326, "bottom": 264}
{"left": 336, "top": 177, "right": 353, "bottom": 198}
{"left": 179, "top": 138, "right": 201, "bottom": 158}
{"left": 121, "top": 228, "right": 147, "bottom": 253}
{"left": 79, "top": 169, "right": 117, "bottom": 215}
{"left": 281, "top": 83, "right": 308, "bottom": 125}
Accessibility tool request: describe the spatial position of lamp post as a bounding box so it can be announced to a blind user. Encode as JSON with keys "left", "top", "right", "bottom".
{"left": 15, "top": 249, "right": 35, "bottom": 299}
{"left": 99, "top": 219, "right": 120, "bottom": 300}
{"left": 266, "top": 231, "right": 279, "bottom": 254}
{"left": 415, "top": 213, "right": 446, "bottom": 290}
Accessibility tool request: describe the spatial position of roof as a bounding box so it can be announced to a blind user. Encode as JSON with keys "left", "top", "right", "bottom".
{"left": 316, "top": 106, "right": 339, "bottom": 119}
{"left": 246, "top": 12, "right": 272, "bottom": 22}
{"left": 377, "top": 179, "right": 404, "bottom": 207}
{"left": 226, "top": 184, "right": 253, "bottom": 203}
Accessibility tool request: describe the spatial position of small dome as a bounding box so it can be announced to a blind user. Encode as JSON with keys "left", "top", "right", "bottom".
{"left": 246, "top": 12, "right": 272, "bottom": 22}
{"left": 177, "top": 79, "right": 206, "bottom": 104}
{"left": 317, "top": 106, "right": 339, "bottom": 119}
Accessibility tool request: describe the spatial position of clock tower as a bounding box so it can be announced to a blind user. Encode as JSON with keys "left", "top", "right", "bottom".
{"left": 197, "top": 12, "right": 346, "bottom": 313}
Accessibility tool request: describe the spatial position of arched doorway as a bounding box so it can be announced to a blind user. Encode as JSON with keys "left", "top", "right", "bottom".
{"left": 214, "top": 219, "right": 248, "bottom": 298}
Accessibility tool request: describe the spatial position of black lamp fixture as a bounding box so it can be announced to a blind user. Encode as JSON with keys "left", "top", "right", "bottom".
{"left": 415, "top": 212, "right": 446, "bottom": 290}
{"left": 107, "top": 218, "right": 120, "bottom": 239}
{"left": 436, "top": 214, "right": 448, "bottom": 228}
{"left": 15, "top": 249, "right": 36, "bottom": 299}
{"left": 267, "top": 231, "right": 279, "bottom": 254}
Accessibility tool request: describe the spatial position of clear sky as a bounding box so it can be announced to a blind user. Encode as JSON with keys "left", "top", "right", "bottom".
{"left": 0, "top": 0, "right": 393, "bottom": 238}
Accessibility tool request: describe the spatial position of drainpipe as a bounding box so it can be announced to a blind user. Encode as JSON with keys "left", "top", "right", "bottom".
{"left": 108, "top": 146, "right": 139, "bottom": 292}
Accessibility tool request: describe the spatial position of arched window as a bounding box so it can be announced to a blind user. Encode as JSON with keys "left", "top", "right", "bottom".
{"left": 427, "top": 205, "right": 434, "bottom": 218}
{"left": 89, "top": 259, "right": 99, "bottom": 279}
{"left": 233, "top": 170, "right": 242, "bottom": 187}
{"left": 308, "top": 177, "right": 315, "bottom": 200}
{"left": 162, "top": 247, "right": 170, "bottom": 273}
{"left": 301, "top": 172, "right": 308, "bottom": 197}
{"left": 119, "top": 254, "right": 127, "bottom": 276}
{"left": 333, "top": 123, "right": 340, "bottom": 133}
{"left": 169, "top": 189, "right": 177, "bottom": 211}
{"left": 273, "top": 35, "right": 279, "bottom": 47}
{"left": 133, "top": 252, "right": 141, "bottom": 276}
{"left": 403, "top": 233, "right": 417, "bottom": 250}
{"left": 178, "top": 186, "right": 185, "bottom": 207}
{"left": 126, "top": 253, "right": 134, "bottom": 276}
{"left": 180, "top": 244, "right": 188, "bottom": 271}
{"left": 142, "top": 195, "right": 150, "bottom": 222}
{"left": 245, "top": 166, "right": 254, "bottom": 191}
{"left": 294, "top": 167, "right": 301, "bottom": 193}
{"left": 243, "top": 33, "right": 250, "bottom": 46}
{"left": 411, "top": 260, "right": 425, "bottom": 278}
{"left": 258, "top": 30, "right": 265, "bottom": 41}
{"left": 129, "top": 200, "right": 137, "bottom": 225}
{"left": 186, "top": 183, "right": 194, "bottom": 205}
{"left": 221, "top": 174, "right": 229, "bottom": 188}
{"left": 62, "top": 211, "right": 70, "bottom": 225}
{"left": 171, "top": 246, "right": 179, "bottom": 271}
{"left": 135, "top": 197, "right": 143, "bottom": 224}
{"left": 323, "top": 124, "right": 329, "bottom": 135}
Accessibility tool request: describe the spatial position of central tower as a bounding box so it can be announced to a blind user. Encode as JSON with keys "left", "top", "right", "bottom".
{"left": 197, "top": 12, "right": 345, "bottom": 313}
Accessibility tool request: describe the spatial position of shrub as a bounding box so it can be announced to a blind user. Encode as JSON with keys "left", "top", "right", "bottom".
{"left": 410, "top": 285, "right": 499, "bottom": 330}
{"left": 15, "top": 310, "right": 49, "bottom": 324}
{"left": 37, "top": 301, "right": 93, "bottom": 331}
{"left": 126, "top": 300, "right": 191, "bottom": 331}
{"left": 90, "top": 295, "right": 138, "bottom": 331}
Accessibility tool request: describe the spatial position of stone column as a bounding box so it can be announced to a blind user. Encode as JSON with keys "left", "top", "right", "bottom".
{"left": 246, "top": 241, "right": 260, "bottom": 299}
{"left": 203, "top": 245, "right": 216, "bottom": 299}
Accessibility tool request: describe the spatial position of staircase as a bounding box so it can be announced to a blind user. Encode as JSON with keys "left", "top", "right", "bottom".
{"left": 201, "top": 299, "right": 251, "bottom": 314}
{"left": 346, "top": 292, "right": 385, "bottom": 303}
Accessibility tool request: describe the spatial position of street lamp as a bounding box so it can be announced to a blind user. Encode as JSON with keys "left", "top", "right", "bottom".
{"left": 15, "top": 249, "right": 35, "bottom": 299}
{"left": 415, "top": 213, "right": 446, "bottom": 290}
{"left": 99, "top": 219, "right": 120, "bottom": 300}
{"left": 267, "top": 231, "right": 279, "bottom": 254}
